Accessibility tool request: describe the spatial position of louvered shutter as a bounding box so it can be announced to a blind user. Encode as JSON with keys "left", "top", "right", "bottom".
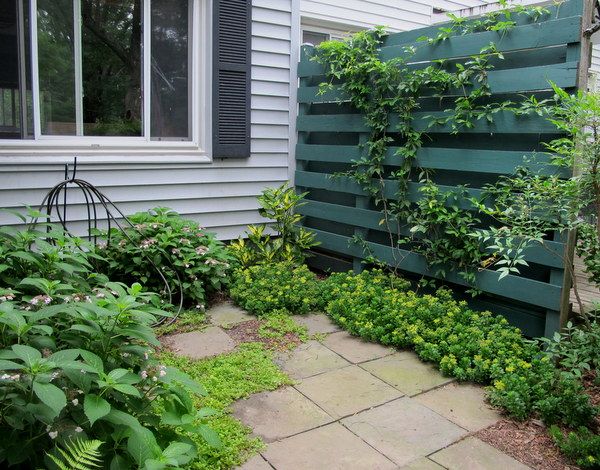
{"left": 212, "top": 0, "right": 251, "bottom": 158}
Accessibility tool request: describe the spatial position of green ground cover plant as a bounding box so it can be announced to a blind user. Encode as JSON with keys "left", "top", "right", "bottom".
{"left": 257, "top": 311, "right": 310, "bottom": 347}
{"left": 229, "top": 263, "right": 325, "bottom": 316}
{"left": 155, "top": 309, "right": 208, "bottom": 337}
{"left": 99, "top": 207, "right": 232, "bottom": 307}
{"left": 159, "top": 343, "right": 292, "bottom": 469}
{"left": 0, "top": 216, "right": 219, "bottom": 469}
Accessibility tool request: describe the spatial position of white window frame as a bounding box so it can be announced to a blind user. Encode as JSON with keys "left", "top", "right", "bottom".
{"left": 1, "top": 0, "right": 211, "bottom": 163}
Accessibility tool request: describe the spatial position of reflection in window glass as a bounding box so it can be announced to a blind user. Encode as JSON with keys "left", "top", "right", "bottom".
{"left": 0, "top": 0, "right": 33, "bottom": 139}
{"left": 151, "top": 0, "right": 190, "bottom": 140}
{"left": 302, "top": 30, "right": 330, "bottom": 46}
{"left": 37, "top": 0, "right": 76, "bottom": 135}
{"left": 81, "top": 0, "right": 142, "bottom": 136}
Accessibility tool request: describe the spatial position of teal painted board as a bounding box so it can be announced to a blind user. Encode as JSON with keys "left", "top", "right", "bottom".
{"left": 297, "top": 112, "right": 558, "bottom": 134}
{"left": 298, "top": 45, "right": 570, "bottom": 79}
{"left": 380, "top": 17, "right": 581, "bottom": 63}
{"left": 296, "top": 144, "right": 570, "bottom": 177}
{"left": 311, "top": 227, "right": 562, "bottom": 310}
{"left": 298, "top": 61, "right": 578, "bottom": 102}
{"left": 295, "top": 170, "right": 484, "bottom": 207}
{"left": 382, "top": 0, "right": 583, "bottom": 47}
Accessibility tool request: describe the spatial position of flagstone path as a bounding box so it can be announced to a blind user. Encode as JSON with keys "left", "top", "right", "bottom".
{"left": 163, "top": 302, "right": 531, "bottom": 470}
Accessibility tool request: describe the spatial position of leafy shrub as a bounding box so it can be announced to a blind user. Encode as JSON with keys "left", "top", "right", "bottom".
{"left": 550, "top": 426, "right": 600, "bottom": 468}
{"left": 0, "top": 220, "right": 218, "bottom": 468}
{"left": 229, "top": 263, "right": 324, "bottom": 316}
{"left": 487, "top": 358, "right": 596, "bottom": 426}
{"left": 537, "top": 315, "right": 600, "bottom": 380}
{"left": 99, "top": 207, "right": 232, "bottom": 306}
{"left": 228, "top": 184, "right": 318, "bottom": 267}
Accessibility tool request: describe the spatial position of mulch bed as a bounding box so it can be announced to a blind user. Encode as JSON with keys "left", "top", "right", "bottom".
{"left": 476, "top": 419, "right": 579, "bottom": 470}
{"left": 225, "top": 319, "right": 303, "bottom": 351}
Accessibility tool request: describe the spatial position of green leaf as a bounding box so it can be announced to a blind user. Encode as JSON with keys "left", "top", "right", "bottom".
{"left": 162, "top": 442, "right": 193, "bottom": 463}
{"left": 196, "top": 424, "right": 222, "bottom": 449}
{"left": 113, "top": 384, "right": 141, "bottom": 397}
{"left": 0, "top": 359, "right": 24, "bottom": 370}
{"left": 32, "top": 381, "right": 67, "bottom": 416}
{"left": 80, "top": 350, "right": 104, "bottom": 373}
{"left": 127, "top": 427, "right": 160, "bottom": 466}
{"left": 103, "top": 408, "right": 142, "bottom": 430}
{"left": 12, "top": 344, "right": 41, "bottom": 366}
{"left": 163, "top": 366, "right": 206, "bottom": 396}
{"left": 84, "top": 394, "right": 111, "bottom": 426}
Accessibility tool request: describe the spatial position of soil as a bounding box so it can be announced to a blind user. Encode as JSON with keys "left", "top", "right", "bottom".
{"left": 476, "top": 419, "right": 579, "bottom": 470}
{"left": 225, "top": 319, "right": 303, "bottom": 351}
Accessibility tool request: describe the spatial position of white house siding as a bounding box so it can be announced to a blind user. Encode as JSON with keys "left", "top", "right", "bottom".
{"left": 0, "top": 0, "right": 297, "bottom": 240}
{"left": 300, "top": 0, "right": 432, "bottom": 33}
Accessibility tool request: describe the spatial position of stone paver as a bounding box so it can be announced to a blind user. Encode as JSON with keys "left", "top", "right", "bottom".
{"left": 360, "top": 352, "right": 454, "bottom": 396}
{"left": 237, "top": 454, "right": 272, "bottom": 470}
{"left": 322, "top": 331, "right": 395, "bottom": 364}
{"left": 415, "top": 382, "right": 501, "bottom": 431}
{"left": 231, "top": 387, "right": 333, "bottom": 442}
{"left": 161, "top": 327, "right": 235, "bottom": 359}
{"left": 430, "top": 437, "right": 531, "bottom": 470}
{"left": 295, "top": 365, "right": 402, "bottom": 419}
{"left": 262, "top": 422, "right": 396, "bottom": 470}
{"left": 294, "top": 313, "right": 341, "bottom": 335}
{"left": 276, "top": 340, "right": 350, "bottom": 379}
{"left": 400, "top": 457, "right": 445, "bottom": 470}
{"left": 341, "top": 397, "right": 467, "bottom": 466}
{"left": 208, "top": 301, "right": 254, "bottom": 327}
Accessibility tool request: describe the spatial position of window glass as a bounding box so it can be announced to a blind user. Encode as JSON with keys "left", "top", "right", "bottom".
{"left": 37, "top": 0, "right": 77, "bottom": 135}
{"left": 81, "top": 0, "right": 142, "bottom": 136}
{"left": 151, "top": 0, "right": 191, "bottom": 140}
{"left": 0, "top": 0, "right": 33, "bottom": 139}
{"left": 302, "top": 30, "right": 330, "bottom": 46}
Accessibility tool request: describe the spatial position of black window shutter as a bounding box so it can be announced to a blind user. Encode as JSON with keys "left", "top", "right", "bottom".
{"left": 213, "top": 0, "right": 251, "bottom": 158}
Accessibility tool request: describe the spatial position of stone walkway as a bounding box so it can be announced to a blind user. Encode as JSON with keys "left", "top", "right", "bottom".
{"left": 163, "top": 302, "right": 531, "bottom": 470}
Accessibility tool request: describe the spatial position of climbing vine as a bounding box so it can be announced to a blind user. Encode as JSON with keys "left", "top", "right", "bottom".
{"left": 310, "top": 1, "right": 579, "bottom": 290}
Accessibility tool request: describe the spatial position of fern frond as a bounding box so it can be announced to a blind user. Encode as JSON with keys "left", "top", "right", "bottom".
{"left": 47, "top": 438, "right": 103, "bottom": 470}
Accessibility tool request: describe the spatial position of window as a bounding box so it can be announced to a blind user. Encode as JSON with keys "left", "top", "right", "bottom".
{"left": 302, "top": 30, "right": 329, "bottom": 46}
{"left": 0, "top": 0, "right": 208, "bottom": 156}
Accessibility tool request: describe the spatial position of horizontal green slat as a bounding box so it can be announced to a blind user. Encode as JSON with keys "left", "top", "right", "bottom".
{"left": 298, "top": 61, "right": 577, "bottom": 99}
{"left": 380, "top": 16, "right": 581, "bottom": 63}
{"left": 296, "top": 144, "right": 570, "bottom": 177}
{"left": 383, "top": 0, "right": 583, "bottom": 47}
{"left": 298, "top": 199, "right": 565, "bottom": 269}
{"left": 296, "top": 111, "right": 557, "bottom": 134}
{"left": 295, "top": 170, "right": 483, "bottom": 209}
{"left": 309, "top": 227, "right": 562, "bottom": 310}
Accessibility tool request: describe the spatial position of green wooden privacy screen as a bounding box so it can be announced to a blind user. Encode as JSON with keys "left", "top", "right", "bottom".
{"left": 295, "top": 0, "right": 595, "bottom": 338}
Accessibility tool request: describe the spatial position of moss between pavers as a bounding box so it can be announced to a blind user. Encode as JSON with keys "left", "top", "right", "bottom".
{"left": 159, "top": 342, "right": 293, "bottom": 469}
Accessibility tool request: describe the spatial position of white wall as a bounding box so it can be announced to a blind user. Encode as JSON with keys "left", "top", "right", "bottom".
{"left": 300, "top": 0, "right": 432, "bottom": 33}
{"left": 0, "top": 0, "right": 298, "bottom": 240}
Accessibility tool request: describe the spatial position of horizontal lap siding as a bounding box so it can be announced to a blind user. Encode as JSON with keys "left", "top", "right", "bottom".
{"left": 0, "top": 0, "right": 295, "bottom": 240}
{"left": 300, "top": 0, "right": 431, "bottom": 32}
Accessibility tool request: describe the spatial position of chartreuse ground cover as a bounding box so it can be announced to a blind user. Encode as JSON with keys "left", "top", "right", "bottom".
{"left": 160, "top": 343, "right": 292, "bottom": 469}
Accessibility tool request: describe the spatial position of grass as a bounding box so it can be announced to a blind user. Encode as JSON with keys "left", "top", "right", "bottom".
{"left": 159, "top": 342, "right": 292, "bottom": 469}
